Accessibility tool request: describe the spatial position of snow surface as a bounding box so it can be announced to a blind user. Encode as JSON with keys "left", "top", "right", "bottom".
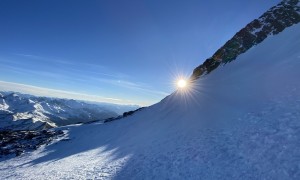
{"left": 1, "top": 23, "right": 300, "bottom": 180}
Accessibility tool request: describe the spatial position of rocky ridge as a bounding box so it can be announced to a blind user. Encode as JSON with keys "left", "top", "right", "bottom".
{"left": 191, "top": 0, "right": 300, "bottom": 79}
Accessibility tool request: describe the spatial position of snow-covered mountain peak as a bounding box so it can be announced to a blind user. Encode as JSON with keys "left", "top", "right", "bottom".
{"left": 0, "top": 91, "right": 138, "bottom": 130}
{"left": 2, "top": 22, "right": 299, "bottom": 178}
{"left": 1, "top": 1, "right": 300, "bottom": 179}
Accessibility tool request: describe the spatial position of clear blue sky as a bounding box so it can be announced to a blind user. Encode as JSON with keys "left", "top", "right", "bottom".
{"left": 0, "top": 0, "right": 280, "bottom": 105}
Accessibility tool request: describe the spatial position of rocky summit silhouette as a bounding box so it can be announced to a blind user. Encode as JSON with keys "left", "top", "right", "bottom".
{"left": 191, "top": 0, "right": 300, "bottom": 80}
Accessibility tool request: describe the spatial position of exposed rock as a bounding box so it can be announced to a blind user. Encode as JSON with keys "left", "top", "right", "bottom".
{"left": 0, "top": 130, "right": 64, "bottom": 158}
{"left": 191, "top": 0, "right": 300, "bottom": 80}
{"left": 123, "top": 107, "right": 145, "bottom": 117}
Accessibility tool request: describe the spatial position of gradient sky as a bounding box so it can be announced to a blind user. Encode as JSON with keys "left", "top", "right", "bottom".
{"left": 0, "top": 0, "right": 280, "bottom": 106}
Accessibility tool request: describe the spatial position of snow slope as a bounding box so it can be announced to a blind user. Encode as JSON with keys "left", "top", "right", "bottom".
{"left": 1, "top": 15, "right": 300, "bottom": 180}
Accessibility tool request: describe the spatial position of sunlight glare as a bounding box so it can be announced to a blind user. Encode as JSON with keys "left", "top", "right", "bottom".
{"left": 177, "top": 79, "right": 187, "bottom": 89}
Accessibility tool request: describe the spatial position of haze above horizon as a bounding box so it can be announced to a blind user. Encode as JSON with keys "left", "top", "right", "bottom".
{"left": 0, "top": 0, "right": 280, "bottom": 106}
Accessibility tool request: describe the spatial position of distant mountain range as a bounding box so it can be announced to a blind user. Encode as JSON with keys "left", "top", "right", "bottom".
{"left": 0, "top": 91, "right": 139, "bottom": 130}
{"left": 1, "top": 0, "right": 300, "bottom": 179}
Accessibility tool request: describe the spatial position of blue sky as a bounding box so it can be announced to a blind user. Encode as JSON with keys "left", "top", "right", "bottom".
{"left": 0, "top": 0, "right": 280, "bottom": 106}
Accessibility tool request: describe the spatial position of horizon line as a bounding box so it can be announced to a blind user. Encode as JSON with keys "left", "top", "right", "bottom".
{"left": 0, "top": 80, "right": 155, "bottom": 106}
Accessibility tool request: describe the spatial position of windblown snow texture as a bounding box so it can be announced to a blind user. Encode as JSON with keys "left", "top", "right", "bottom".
{"left": 1, "top": 13, "right": 300, "bottom": 180}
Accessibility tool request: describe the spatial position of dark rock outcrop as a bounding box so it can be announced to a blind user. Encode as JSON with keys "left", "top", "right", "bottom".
{"left": 0, "top": 130, "right": 64, "bottom": 158}
{"left": 122, "top": 107, "right": 145, "bottom": 117}
{"left": 191, "top": 0, "right": 300, "bottom": 80}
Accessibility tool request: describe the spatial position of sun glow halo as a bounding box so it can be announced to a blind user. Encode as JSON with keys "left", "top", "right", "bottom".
{"left": 177, "top": 79, "right": 187, "bottom": 89}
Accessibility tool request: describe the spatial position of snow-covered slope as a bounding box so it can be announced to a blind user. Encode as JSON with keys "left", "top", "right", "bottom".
{"left": 1, "top": 15, "right": 300, "bottom": 180}
{"left": 0, "top": 92, "right": 138, "bottom": 130}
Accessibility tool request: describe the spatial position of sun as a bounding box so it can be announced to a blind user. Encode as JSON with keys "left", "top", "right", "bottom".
{"left": 177, "top": 79, "right": 187, "bottom": 88}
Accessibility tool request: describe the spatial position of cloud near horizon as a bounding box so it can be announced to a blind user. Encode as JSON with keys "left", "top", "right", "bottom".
{"left": 0, "top": 54, "right": 170, "bottom": 101}
{"left": 0, "top": 80, "right": 153, "bottom": 106}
